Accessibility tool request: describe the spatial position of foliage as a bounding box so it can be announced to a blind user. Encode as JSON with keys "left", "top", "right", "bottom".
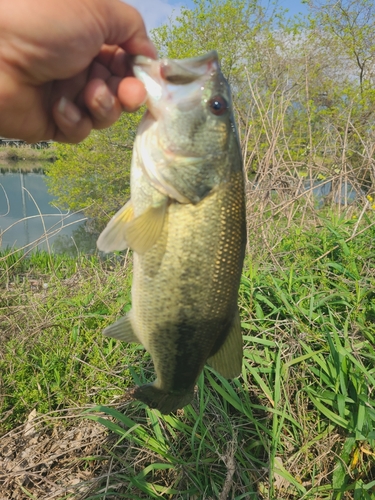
{"left": 45, "top": 0, "right": 375, "bottom": 223}
{"left": 46, "top": 111, "right": 142, "bottom": 228}
{"left": 308, "top": 0, "right": 375, "bottom": 93}
{"left": 150, "top": 0, "right": 375, "bottom": 195}
{"left": 5, "top": 2, "right": 375, "bottom": 498}
{"left": 0, "top": 143, "right": 56, "bottom": 165}
{"left": 152, "top": 0, "right": 270, "bottom": 83}
{"left": 0, "top": 251, "right": 136, "bottom": 431}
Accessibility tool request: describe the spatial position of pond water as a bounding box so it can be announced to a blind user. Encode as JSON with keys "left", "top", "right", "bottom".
{"left": 0, "top": 166, "right": 97, "bottom": 254}
{"left": 302, "top": 178, "right": 363, "bottom": 205}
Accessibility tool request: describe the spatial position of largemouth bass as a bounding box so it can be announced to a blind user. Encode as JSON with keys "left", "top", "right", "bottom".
{"left": 97, "top": 51, "right": 246, "bottom": 414}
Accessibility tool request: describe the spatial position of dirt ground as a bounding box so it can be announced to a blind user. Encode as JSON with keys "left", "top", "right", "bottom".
{"left": 0, "top": 408, "right": 110, "bottom": 500}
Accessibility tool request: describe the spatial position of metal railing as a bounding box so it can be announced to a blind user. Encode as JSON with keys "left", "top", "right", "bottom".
{"left": 0, "top": 137, "right": 52, "bottom": 148}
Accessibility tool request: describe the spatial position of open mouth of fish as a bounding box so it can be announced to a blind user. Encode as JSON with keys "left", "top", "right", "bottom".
{"left": 132, "top": 51, "right": 220, "bottom": 120}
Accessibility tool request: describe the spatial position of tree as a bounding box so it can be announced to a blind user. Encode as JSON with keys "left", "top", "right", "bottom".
{"left": 46, "top": 110, "right": 142, "bottom": 229}
{"left": 152, "top": 0, "right": 270, "bottom": 86}
{"left": 308, "top": 0, "right": 375, "bottom": 94}
{"left": 48, "top": 0, "right": 276, "bottom": 226}
{"left": 47, "top": 0, "right": 375, "bottom": 225}
{"left": 152, "top": 0, "right": 292, "bottom": 174}
{"left": 305, "top": 0, "right": 375, "bottom": 188}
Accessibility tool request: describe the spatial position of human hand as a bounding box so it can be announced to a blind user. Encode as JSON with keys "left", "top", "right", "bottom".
{"left": 0, "top": 0, "right": 157, "bottom": 143}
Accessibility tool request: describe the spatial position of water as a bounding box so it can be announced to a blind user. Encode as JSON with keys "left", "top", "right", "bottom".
{"left": 0, "top": 168, "right": 96, "bottom": 254}
{"left": 302, "top": 178, "right": 364, "bottom": 206}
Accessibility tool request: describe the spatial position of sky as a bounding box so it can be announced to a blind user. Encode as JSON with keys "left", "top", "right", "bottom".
{"left": 124, "top": 0, "right": 310, "bottom": 32}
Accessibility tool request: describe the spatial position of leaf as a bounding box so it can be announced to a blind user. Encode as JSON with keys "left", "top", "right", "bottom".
{"left": 307, "top": 391, "right": 349, "bottom": 429}
{"left": 332, "top": 437, "right": 356, "bottom": 490}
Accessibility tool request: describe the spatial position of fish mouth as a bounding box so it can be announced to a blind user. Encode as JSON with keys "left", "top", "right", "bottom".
{"left": 133, "top": 50, "right": 219, "bottom": 83}
{"left": 132, "top": 51, "right": 220, "bottom": 117}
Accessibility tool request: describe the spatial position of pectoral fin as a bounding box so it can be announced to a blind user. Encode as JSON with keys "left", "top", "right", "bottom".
{"left": 97, "top": 199, "right": 167, "bottom": 254}
{"left": 97, "top": 200, "right": 134, "bottom": 252}
{"left": 124, "top": 200, "right": 167, "bottom": 254}
{"left": 103, "top": 314, "right": 141, "bottom": 344}
{"left": 207, "top": 309, "right": 243, "bottom": 378}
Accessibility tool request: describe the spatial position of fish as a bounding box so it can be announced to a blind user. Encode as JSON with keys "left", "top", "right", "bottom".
{"left": 97, "top": 50, "right": 246, "bottom": 414}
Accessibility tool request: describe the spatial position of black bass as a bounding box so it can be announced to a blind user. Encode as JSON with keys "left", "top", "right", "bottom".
{"left": 97, "top": 51, "right": 246, "bottom": 414}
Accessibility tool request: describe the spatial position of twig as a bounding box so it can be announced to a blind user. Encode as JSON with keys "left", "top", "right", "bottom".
{"left": 219, "top": 437, "right": 237, "bottom": 500}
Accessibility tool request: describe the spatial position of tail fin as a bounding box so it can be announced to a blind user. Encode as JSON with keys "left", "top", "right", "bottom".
{"left": 128, "top": 383, "right": 195, "bottom": 414}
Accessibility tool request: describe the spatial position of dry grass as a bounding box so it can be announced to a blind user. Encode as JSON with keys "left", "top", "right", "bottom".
{"left": 0, "top": 409, "right": 108, "bottom": 500}
{"left": 1, "top": 208, "right": 374, "bottom": 498}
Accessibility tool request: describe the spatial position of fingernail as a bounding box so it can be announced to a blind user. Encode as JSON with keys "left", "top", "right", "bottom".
{"left": 58, "top": 97, "right": 81, "bottom": 124}
{"left": 96, "top": 87, "right": 115, "bottom": 112}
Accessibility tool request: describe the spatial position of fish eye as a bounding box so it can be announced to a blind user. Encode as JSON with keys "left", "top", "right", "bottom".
{"left": 208, "top": 95, "right": 228, "bottom": 116}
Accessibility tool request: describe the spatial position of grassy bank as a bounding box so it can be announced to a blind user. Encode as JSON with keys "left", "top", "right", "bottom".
{"left": 0, "top": 144, "right": 56, "bottom": 171}
{"left": 1, "top": 207, "right": 374, "bottom": 499}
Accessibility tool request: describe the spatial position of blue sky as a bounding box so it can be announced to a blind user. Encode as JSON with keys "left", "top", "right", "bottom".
{"left": 125, "top": 0, "right": 309, "bottom": 31}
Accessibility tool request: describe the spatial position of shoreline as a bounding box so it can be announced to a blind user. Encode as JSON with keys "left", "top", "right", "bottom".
{"left": 0, "top": 145, "right": 56, "bottom": 162}
{"left": 0, "top": 145, "right": 56, "bottom": 172}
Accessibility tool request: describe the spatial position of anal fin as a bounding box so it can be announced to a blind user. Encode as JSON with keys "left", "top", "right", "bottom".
{"left": 207, "top": 309, "right": 243, "bottom": 378}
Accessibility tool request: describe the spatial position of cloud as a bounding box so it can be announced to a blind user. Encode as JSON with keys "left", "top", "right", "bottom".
{"left": 124, "top": 0, "right": 183, "bottom": 31}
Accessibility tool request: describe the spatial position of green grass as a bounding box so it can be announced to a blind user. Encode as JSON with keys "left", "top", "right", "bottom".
{"left": 1, "top": 208, "right": 375, "bottom": 499}
{"left": 0, "top": 251, "right": 138, "bottom": 431}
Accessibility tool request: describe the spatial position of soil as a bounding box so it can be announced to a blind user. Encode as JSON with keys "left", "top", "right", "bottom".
{"left": 0, "top": 408, "right": 109, "bottom": 500}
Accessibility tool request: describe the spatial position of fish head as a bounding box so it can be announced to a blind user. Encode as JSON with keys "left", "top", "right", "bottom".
{"left": 133, "top": 51, "right": 239, "bottom": 172}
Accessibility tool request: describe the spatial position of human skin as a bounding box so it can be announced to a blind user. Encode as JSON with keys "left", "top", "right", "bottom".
{"left": 0, "top": 0, "right": 157, "bottom": 143}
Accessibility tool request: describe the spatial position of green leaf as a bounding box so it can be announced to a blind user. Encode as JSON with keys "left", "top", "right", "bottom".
{"left": 307, "top": 391, "right": 349, "bottom": 429}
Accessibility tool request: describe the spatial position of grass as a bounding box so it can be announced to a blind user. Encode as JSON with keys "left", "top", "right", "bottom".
{"left": 0, "top": 252, "right": 137, "bottom": 431}
{"left": 1, "top": 206, "right": 375, "bottom": 499}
